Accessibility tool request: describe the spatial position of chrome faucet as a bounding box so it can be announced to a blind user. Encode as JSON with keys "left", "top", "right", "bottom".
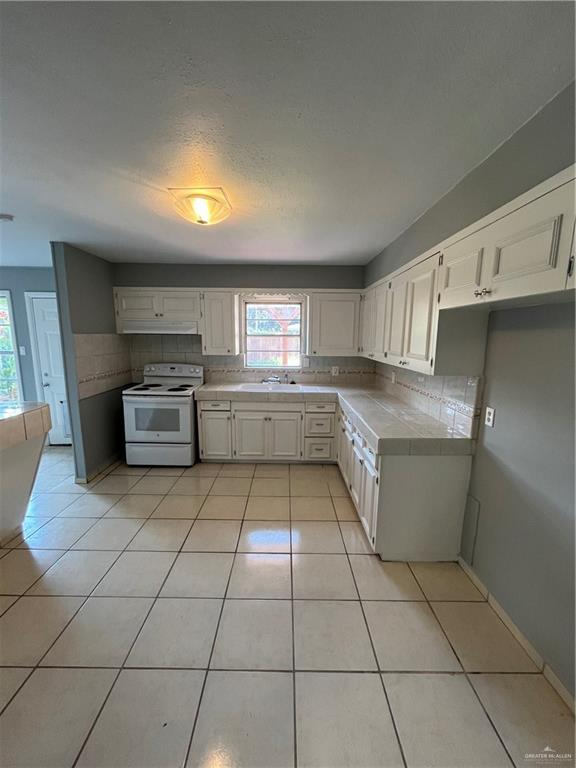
{"left": 261, "top": 375, "right": 281, "bottom": 384}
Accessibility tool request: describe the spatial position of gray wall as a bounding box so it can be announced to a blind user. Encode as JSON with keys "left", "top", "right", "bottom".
{"left": 113, "top": 263, "right": 364, "bottom": 289}
{"left": 51, "top": 243, "right": 122, "bottom": 481}
{"left": 365, "top": 83, "right": 575, "bottom": 283}
{"left": 466, "top": 302, "right": 575, "bottom": 694}
{"left": 0, "top": 267, "right": 56, "bottom": 400}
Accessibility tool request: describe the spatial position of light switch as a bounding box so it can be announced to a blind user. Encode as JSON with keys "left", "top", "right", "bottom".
{"left": 485, "top": 406, "right": 495, "bottom": 428}
{"left": 331, "top": 366, "right": 339, "bottom": 376}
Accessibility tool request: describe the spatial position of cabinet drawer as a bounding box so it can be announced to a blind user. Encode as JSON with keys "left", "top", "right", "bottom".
{"left": 199, "top": 401, "right": 231, "bottom": 411}
{"left": 305, "top": 413, "right": 334, "bottom": 436}
{"left": 306, "top": 402, "right": 336, "bottom": 413}
{"left": 304, "top": 438, "right": 334, "bottom": 461}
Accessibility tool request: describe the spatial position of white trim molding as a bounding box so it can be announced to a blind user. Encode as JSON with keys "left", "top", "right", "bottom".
{"left": 458, "top": 556, "right": 575, "bottom": 713}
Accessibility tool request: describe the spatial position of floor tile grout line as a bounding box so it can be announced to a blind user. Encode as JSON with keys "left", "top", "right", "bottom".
{"left": 0, "top": 542, "right": 130, "bottom": 718}
{"left": 405, "top": 561, "right": 517, "bottom": 767}
{"left": 181, "top": 490, "right": 243, "bottom": 768}
{"left": 289, "top": 480, "right": 298, "bottom": 768}
{"left": 69, "top": 487, "right": 207, "bottom": 768}
{"left": 332, "top": 486, "right": 409, "bottom": 768}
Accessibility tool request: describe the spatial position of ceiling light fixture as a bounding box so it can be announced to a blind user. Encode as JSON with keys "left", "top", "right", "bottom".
{"left": 168, "top": 187, "right": 231, "bottom": 226}
{"left": 0, "top": 214, "right": 14, "bottom": 222}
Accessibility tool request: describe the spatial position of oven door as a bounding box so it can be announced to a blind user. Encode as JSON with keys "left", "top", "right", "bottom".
{"left": 123, "top": 396, "right": 192, "bottom": 443}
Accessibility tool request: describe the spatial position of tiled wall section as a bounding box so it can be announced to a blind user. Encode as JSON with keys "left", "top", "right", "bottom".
{"left": 129, "top": 335, "right": 375, "bottom": 386}
{"left": 74, "top": 334, "right": 132, "bottom": 399}
{"left": 374, "top": 362, "right": 482, "bottom": 437}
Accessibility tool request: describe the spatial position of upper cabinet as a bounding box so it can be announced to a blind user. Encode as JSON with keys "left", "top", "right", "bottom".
{"left": 200, "top": 291, "right": 239, "bottom": 356}
{"left": 440, "top": 180, "right": 575, "bottom": 308}
{"left": 383, "top": 256, "right": 438, "bottom": 373}
{"left": 308, "top": 293, "right": 361, "bottom": 356}
{"left": 114, "top": 287, "right": 201, "bottom": 333}
{"left": 359, "top": 288, "right": 376, "bottom": 358}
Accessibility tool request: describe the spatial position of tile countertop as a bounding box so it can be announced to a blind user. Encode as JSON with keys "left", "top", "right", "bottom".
{"left": 0, "top": 402, "right": 52, "bottom": 450}
{"left": 195, "top": 384, "right": 474, "bottom": 456}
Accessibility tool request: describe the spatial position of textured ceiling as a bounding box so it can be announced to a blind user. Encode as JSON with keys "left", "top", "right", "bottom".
{"left": 0, "top": 2, "right": 574, "bottom": 267}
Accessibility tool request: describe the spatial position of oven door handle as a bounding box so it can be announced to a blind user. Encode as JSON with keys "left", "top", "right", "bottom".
{"left": 123, "top": 396, "right": 193, "bottom": 405}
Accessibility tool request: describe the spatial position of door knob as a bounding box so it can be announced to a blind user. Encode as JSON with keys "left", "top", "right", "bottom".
{"left": 42, "top": 383, "right": 50, "bottom": 388}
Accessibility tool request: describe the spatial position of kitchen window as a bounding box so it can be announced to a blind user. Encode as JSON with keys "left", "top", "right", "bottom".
{"left": 0, "top": 291, "right": 22, "bottom": 402}
{"left": 244, "top": 300, "right": 303, "bottom": 368}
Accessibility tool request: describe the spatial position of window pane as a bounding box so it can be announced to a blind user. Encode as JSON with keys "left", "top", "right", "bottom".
{"left": 0, "top": 354, "right": 17, "bottom": 379}
{"left": 0, "top": 327, "right": 12, "bottom": 351}
{"left": 246, "top": 336, "right": 300, "bottom": 352}
{"left": 246, "top": 350, "right": 301, "bottom": 368}
{"left": 0, "top": 380, "right": 19, "bottom": 402}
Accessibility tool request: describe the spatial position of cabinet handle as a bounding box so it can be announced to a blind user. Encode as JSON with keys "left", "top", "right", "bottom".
{"left": 473, "top": 290, "right": 483, "bottom": 298}
{"left": 481, "top": 288, "right": 492, "bottom": 296}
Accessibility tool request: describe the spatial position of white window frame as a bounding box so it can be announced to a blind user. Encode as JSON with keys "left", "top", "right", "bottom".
{"left": 241, "top": 293, "right": 307, "bottom": 369}
{"left": 0, "top": 290, "right": 24, "bottom": 402}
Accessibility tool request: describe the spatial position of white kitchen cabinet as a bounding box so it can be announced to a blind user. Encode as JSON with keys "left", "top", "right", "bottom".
{"left": 233, "top": 411, "right": 268, "bottom": 460}
{"left": 115, "top": 289, "right": 158, "bottom": 320}
{"left": 373, "top": 284, "right": 388, "bottom": 360}
{"left": 440, "top": 179, "right": 575, "bottom": 307}
{"left": 349, "top": 441, "right": 364, "bottom": 509}
{"left": 384, "top": 276, "right": 408, "bottom": 364}
{"left": 309, "top": 293, "right": 361, "bottom": 356}
{"left": 232, "top": 406, "right": 303, "bottom": 461}
{"left": 268, "top": 412, "right": 302, "bottom": 461}
{"left": 359, "top": 288, "right": 376, "bottom": 358}
{"left": 201, "top": 291, "right": 239, "bottom": 356}
{"left": 114, "top": 287, "right": 201, "bottom": 330}
{"left": 336, "top": 418, "right": 353, "bottom": 485}
{"left": 360, "top": 454, "right": 378, "bottom": 547}
{"left": 156, "top": 291, "right": 201, "bottom": 321}
{"left": 199, "top": 411, "right": 232, "bottom": 460}
{"left": 403, "top": 256, "right": 437, "bottom": 368}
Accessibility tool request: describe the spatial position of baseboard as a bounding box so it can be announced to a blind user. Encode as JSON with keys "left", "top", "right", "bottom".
{"left": 544, "top": 664, "right": 575, "bottom": 714}
{"left": 76, "top": 455, "right": 121, "bottom": 484}
{"left": 458, "top": 556, "right": 574, "bottom": 713}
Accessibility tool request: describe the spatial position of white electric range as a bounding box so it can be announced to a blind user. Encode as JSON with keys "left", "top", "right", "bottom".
{"left": 122, "top": 363, "right": 204, "bottom": 466}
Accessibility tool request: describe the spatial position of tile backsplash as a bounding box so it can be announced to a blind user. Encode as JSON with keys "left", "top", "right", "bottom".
{"left": 73, "top": 334, "right": 481, "bottom": 438}
{"left": 129, "top": 335, "right": 375, "bottom": 386}
{"left": 374, "top": 362, "right": 482, "bottom": 437}
{"left": 74, "top": 334, "right": 132, "bottom": 399}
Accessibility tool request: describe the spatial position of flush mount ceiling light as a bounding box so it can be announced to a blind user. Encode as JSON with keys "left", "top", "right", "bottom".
{"left": 168, "top": 187, "right": 231, "bottom": 226}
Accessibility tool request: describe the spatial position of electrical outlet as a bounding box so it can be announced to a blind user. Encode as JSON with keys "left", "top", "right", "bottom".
{"left": 484, "top": 406, "right": 495, "bottom": 428}
{"left": 301, "top": 357, "right": 310, "bottom": 368}
{"left": 391, "top": 371, "right": 396, "bottom": 384}
{"left": 331, "top": 366, "right": 339, "bottom": 376}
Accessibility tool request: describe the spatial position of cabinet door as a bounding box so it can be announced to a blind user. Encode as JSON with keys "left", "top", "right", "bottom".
{"left": 360, "top": 289, "right": 376, "bottom": 358}
{"left": 309, "top": 293, "right": 361, "bottom": 356}
{"left": 200, "top": 411, "right": 232, "bottom": 460}
{"left": 115, "top": 289, "right": 158, "bottom": 320}
{"left": 359, "top": 458, "right": 378, "bottom": 548}
{"left": 373, "top": 284, "right": 388, "bottom": 360}
{"left": 268, "top": 412, "right": 302, "bottom": 461}
{"left": 233, "top": 412, "right": 267, "bottom": 460}
{"left": 482, "top": 181, "right": 575, "bottom": 301}
{"left": 156, "top": 291, "right": 200, "bottom": 321}
{"left": 385, "top": 278, "right": 408, "bottom": 362}
{"left": 201, "top": 292, "right": 238, "bottom": 356}
{"left": 350, "top": 442, "right": 364, "bottom": 510}
{"left": 403, "top": 256, "right": 437, "bottom": 369}
{"left": 439, "top": 234, "right": 485, "bottom": 309}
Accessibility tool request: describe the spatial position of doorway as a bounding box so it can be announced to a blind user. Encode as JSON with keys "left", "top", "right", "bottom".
{"left": 25, "top": 292, "right": 72, "bottom": 445}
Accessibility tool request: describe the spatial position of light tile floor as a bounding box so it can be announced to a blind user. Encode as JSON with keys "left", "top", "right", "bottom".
{"left": 0, "top": 448, "right": 573, "bottom": 767}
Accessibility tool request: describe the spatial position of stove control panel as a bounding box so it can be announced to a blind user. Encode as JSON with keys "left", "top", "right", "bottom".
{"left": 143, "top": 363, "right": 204, "bottom": 377}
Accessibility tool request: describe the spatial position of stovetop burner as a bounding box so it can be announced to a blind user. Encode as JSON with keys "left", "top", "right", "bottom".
{"left": 168, "top": 386, "right": 191, "bottom": 391}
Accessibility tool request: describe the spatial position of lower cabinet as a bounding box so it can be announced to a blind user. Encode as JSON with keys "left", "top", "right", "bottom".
{"left": 198, "top": 410, "right": 232, "bottom": 460}
{"left": 232, "top": 406, "right": 303, "bottom": 461}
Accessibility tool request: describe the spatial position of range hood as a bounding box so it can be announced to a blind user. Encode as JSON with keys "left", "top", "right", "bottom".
{"left": 117, "top": 320, "right": 200, "bottom": 335}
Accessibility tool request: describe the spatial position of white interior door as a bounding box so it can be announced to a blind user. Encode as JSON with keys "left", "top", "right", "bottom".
{"left": 29, "top": 295, "right": 71, "bottom": 445}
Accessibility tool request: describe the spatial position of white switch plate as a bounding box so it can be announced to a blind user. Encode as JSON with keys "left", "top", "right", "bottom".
{"left": 331, "top": 366, "right": 339, "bottom": 376}
{"left": 18, "top": 346, "right": 26, "bottom": 356}
{"left": 485, "top": 406, "right": 495, "bottom": 427}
